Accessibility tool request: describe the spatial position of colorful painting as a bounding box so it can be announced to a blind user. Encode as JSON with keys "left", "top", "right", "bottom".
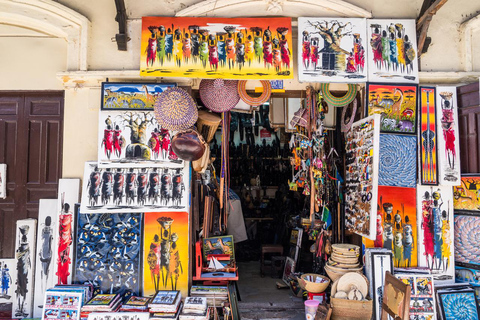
{"left": 55, "top": 179, "right": 80, "bottom": 286}
{"left": 395, "top": 274, "right": 436, "bottom": 320}
{"left": 367, "top": 83, "right": 418, "bottom": 134}
{"left": 74, "top": 212, "right": 143, "bottom": 297}
{"left": 438, "top": 290, "right": 480, "bottom": 320}
{"left": 297, "top": 17, "right": 367, "bottom": 83}
{"left": 417, "top": 185, "right": 454, "bottom": 282}
{"left": 0, "top": 259, "right": 16, "bottom": 319}
{"left": 420, "top": 87, "right": 438, "bottom": 185}
{"left": 98, "top": 110, "right": 184, "bottom": 168}
{"left": 0, "top": 164, "right": 6, "bottom": 199}
{"left": 33, "top": 199, "right": 58, "bottom": 318}
{"left": 454, "top": 175, "right": 480, "bottom": 212}
{"left": 345, "top": 114, "right": 381, "bottom": 240}
{"left": 436, "top": 86, "right": 461, "bottom": 185}
{"left": 456, "top": 266, "right": 480, "bottom": 285}
{"left": 365, "top": 249, "right": 393, "bottom": 320}
{"left": 41, "top": 290, "right": 83, "bottom": 320}
{"left": 367, "top": 19, "right": 419, "bottom": 83}
{"left": 379, "top": 134, "right": 417, "bottom": 188}
{"left": 80, "top": 162, "right": 190, "bottom": 213}
{"left": 143, "top": 212, "right": 189, "bottom": 298}
{"left": 140, "top": 17, "right": 293, "bottom": 79}
{"left": 202, "top": 236, "right": 234, "bottom": 261}
{"left": 454, "top": 213, "right": 480, "bottom": 268}
{"left": 13, "top": 219, "right": 37, "bottom": 318}
{"left": 101, "top": 82, "right": 176, "bottom": 110}
{"left": 364, "top": 186, "right": 417, "bottom": 268}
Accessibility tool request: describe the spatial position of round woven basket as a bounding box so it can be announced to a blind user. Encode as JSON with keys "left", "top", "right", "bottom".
{"left": 199, "top": 79, "right": 240, "bottom": 113}
{"left": 154, "top": 87, "right": 198, "bottom": 130}
{"left": 237, "top": 80, "right": 272, "bottom": 106}
{"left": 298, "top": 273, "right": 330, "bottom": 293}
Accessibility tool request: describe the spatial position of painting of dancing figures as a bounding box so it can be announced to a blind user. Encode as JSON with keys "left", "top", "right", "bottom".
{"left": 417, "top": 186, "right": 454, "bottom": 282}
{"left": 298, "top": 18, "right": 367, "bottom": 83}
{"left": 143, "top": 212, "right": 189, "bottom": 298}
{"left": 81, "top": 162, "right": 189, "bottom": 213}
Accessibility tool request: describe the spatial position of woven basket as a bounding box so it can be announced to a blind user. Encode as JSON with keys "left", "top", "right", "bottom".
{"left": 330, "top": 298, "right": 373, "bottom": 320}
{"left": 298, "top": 273, "right": 330, "bottom": 293}
{"left": 199, "top": 79, "right": 240, "bottom": 113}
{"left": 154, "top": 87, "right": 198, "bottom": 131}
{"left": 197, "top": 110, "right": 221, "bottom": 143}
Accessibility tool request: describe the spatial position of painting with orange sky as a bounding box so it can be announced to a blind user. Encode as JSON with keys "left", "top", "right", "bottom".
{"left": 143, "top": 212, "right": 189, "bottom": 298}
{"left": 367, "top": 83, "right": 418, "bottom": 134}
{"left": 140, "top": 17, "right": 293, "bottom": 79}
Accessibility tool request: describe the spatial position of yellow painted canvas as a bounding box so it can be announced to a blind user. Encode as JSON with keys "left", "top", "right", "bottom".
{"left": 140, "top": 17, "right": 293, "bottom": 79}
{"left": 143, "top": 212, "right": 189, "bottom": 298}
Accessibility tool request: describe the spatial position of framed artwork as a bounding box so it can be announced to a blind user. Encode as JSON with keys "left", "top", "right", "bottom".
{"left": 140, "top": 17, "right": 293, "bottom": 80}
{"left": 33, "top": 199, "right": 58, "bottom": 318}
{"left": 366, "top": 83, "right": 418, "bottom": 134}
{"left": 454, "top": 212, "right": 480, "bottom": 269}
{"left": 54, "top": 179, "right": 80, "bottom": 286}
{"left": 378, "top": 134, "right": 417, "bottom": 188}
{"left": 345, "top": 114, "right": 381, "bottom": 240}
{"left": 368, "top": 250, "right": 394, "bottom": 320}
{"left": 366, "top": 19, "right": 419, "bottom": 83}
{"left": 202, "top": 236, "right": 234, "bottom": 261}
{"left": 381, "top": 271, "right": 411, "bottom": 320}
{"left": 101, "top": 82, "right": 176, "bottom": 110}
{"left": 80, "top": 162, "right": 190, "bottom": 213}
{"left": 285, "top": 98, "right": 302, "bottom": 132}
{"left": 453, "top": 175, "right": 480, "bottom": 212}
{"left": 436, "top": 86, "right": 461, "bottom": 186}
{"left": 417, "top": 185, "right": 455, "bottom": 283}
{"left": 0, "top": 164, "right": 6, "bottom": 199}
{"left": 419, "top": 87, "right": 438, "bottom": 185}
{"left": 289, "top": 228, "right": 303, "bottom": 263}
{"left": 455, "top": 266, "right": 480, "bottom": 285}
{"left": 269, "top": 98, "right": 285, "bottom": 128}
{"left": 97, "top": 110, "right": 184, "bottom": 168}
{"left": 88, "top": 313, "right": 150, "bottom": 320}
{"left": 0, "top": 259, "right": 16, "bottom": 319}
{"left": 143, "top": 212, "right": 189, "bottom": 298}
{"left": 437, "top": 290, "right": 480, "bottom": 320}
{"left": 364, "top": 186, "right": 417, "bottom": 268}
{"left": 41, "top": 290, "right": 83, "bottom": 320}
{"left": 297, "top": 18, "right": 367, "bottom": 83}
{"left": 282, "top": 257, "right": 295, "bottom": 285}
{"left": 395, "top": 274, "right": 436, "bottom": 320}
{"left": 13, "top": 219, "right": 37, "bottom": 319}
{"left": 74, "top": 212, "right": 143, "bottom": 297}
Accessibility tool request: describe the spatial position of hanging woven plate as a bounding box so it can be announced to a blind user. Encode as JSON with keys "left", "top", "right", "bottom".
{"left": 154, "top": 87, "right": 198, "bottom": 131}
{"left": 199, "top": 79, "right": 240, "bottom": 113}
{"left": 321, "top": 83, "right": 357, "bottom": 107}
{"left": 238, "top": 80, "right": 272, "bottom": 107}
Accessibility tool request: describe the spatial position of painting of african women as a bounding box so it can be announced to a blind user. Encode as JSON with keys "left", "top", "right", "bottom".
{"left": 364, "top": 186, "right": 417, "bottom": 268}
{"left": 140, "top": 17, "right": 293, "bottom": 79}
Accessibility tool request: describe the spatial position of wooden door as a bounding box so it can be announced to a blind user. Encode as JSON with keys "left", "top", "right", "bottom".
{"left": 457, "top": 83, "right": 480, "bottom": 173}
{"left": 0, "top": 92, "right": 64, "bottom": 257}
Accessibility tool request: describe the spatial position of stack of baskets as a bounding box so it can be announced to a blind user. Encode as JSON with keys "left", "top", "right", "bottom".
{"left": 324, "top": 244, "right": 363, "bottom": 281}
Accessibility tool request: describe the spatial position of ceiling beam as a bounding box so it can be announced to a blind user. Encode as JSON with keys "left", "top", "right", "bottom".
{"left": 417, "top": 0, "right": 448, "bottom": 30}
{"left": 416, "top": 0, "right": 448, "bottom": 56}
{"left": 114, "top": 0, "right": 128, "bottom": 51}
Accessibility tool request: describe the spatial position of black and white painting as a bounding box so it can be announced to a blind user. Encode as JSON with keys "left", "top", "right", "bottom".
{"left": 97, "top": 110, "right": 184, "bottom": 168}
{"left": 80, "top": 162, "right": 190, "bottom": 213}
{"left": 0, "top": 259, "right": 16, "bottom": 319}
{"left": 365, "top": 249, "right": 393, "bottom": 320}
{"left": 33, "top": 199, "right": 58, "bottom": 318}
{"left": 13, "top": 219, "right": 37, "bottom": 319}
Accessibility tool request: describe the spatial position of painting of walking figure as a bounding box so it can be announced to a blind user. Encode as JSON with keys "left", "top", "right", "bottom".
{"left": 0, "top": 259, "right": 16, "bottom": 318}
{"left": 297, "top": 17, "right": 367, "bottom": 83}
{"left": 436, "top": 87, "right": 461, "bottom": 186}
{"left": 417, "top": 185, "right": 454, "bottom": 283}
{"left": 367, "top": 19, "right": 418, "bottom": 83}
{"left": 143, "top": 212, "right": 189, "bottom": 298}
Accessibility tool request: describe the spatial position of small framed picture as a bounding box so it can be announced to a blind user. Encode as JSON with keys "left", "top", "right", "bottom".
{"left": 282, "top": 257, "right": 296, "bottom": 285}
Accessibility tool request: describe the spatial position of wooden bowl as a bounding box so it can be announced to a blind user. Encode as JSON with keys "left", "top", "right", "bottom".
{"left": 298, "top": 273, "right": 330, "bottom": 293}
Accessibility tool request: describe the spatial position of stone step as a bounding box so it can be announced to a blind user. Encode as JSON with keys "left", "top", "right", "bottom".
{"left": 238, "top": 302, "right": 305, "bottom": 320}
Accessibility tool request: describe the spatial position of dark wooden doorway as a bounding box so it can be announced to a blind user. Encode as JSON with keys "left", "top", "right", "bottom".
{"left": 0, "top": 92, "right": 64, "bottom": 257}
{"left": 457, "top": 82, "right": 480, "bottom": 173}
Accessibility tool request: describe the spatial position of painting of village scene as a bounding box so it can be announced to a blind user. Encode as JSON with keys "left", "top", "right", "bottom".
{"left": 367, "top": 19, "right": 419, "bottom": 83}
{"left": 297, "top": 18, "right": 367, "bottom": 83}
{"left": 140, "top": 17, "right": 293, "bottom": 79}
{"left": 367, "top": 83, "right": 418, "bottom": 134}
{"left": 101, "top": 83, "right": 176, "bottom": 110}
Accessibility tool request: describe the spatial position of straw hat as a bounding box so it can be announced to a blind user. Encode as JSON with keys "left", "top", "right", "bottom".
{"left": 154, "top": 87, "right": 198, "bottom": 130}
{"left": 199, "top": 79, "right": 240, "bottom": 113}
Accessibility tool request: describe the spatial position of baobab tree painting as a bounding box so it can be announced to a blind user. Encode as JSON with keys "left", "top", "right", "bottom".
{"left": 297, "top": 17, "right": 367, "bottom": 83}
{"left": 97, "top": 110, "right": 183, "bottom": 168}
